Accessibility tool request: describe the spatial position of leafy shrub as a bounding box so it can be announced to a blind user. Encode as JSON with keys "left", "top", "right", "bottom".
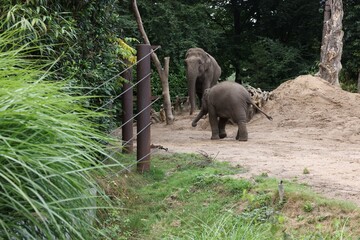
{"left": 0, "top": 28, "right": 121, "bottom": 239}
{"left": 243, "top": 38, "right": 307, "bottom": 90}
{"left": 0, "top": 1, "right": 138, "bottom": 131}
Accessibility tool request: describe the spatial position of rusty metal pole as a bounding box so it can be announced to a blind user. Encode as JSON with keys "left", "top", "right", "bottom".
{"left": 136, "top": 44, "right": 151, "bottom": 173}
{"left": 121, "top": 67, "right": 133, "bottom": 153}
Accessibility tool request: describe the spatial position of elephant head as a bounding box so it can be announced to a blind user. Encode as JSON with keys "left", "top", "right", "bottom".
{"left": 185, "top": 48, "right": 221, "bottom": 115}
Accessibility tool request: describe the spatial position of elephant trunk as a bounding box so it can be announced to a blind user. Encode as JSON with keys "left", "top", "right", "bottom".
{"left": 191, "top": 90, "right": 209, "bottom": 127}
{"left": 191, "top": 108, "right": 207, "bottom": 127}
{"left": 186, "top": 69, "right": 197, "bottom": 115}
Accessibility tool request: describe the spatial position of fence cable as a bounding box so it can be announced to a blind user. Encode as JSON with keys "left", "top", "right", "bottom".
{"left": 85, "top": 46, "right": 160, "bottom": 96}
{"left": 119, "top": 96, "right": 161, "bottom": 130}
{"left": 94, "top": 72, "right": 151, "bottom": 112}
{"left": 81, "top": 45, "right": 163, "bottom": 175}
{"left": 108, "top": 148, "right": 162, "bottom": 178}
{"left": 102, "top": 119, "right": 153, "bottom": 165}
{"left": 101, "top": 96, "right": 161, "bottom": 164}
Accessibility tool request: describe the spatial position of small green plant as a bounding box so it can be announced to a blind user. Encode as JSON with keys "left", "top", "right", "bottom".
{"left": 303, "top": 168, "right": 310, "bottom": 174}
{"left": 303, "top": 201, "right": 315, "bottom": 212}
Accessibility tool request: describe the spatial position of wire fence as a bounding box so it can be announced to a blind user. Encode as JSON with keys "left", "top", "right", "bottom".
{"left": 85, "top": 46, "right": 161, "bottom": 96}
{"left": 83, "top": 45, "right": 162, "bottom": 174}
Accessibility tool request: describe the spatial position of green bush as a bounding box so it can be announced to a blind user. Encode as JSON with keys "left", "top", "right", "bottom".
{"left": 243, "top": 38, "right": 307, "bottom": 90}
{"left": 0, "top": 1, "right": 138, "bottom": 131}
{"left": 0, "top": 28, "right": 121, "bottom": 239}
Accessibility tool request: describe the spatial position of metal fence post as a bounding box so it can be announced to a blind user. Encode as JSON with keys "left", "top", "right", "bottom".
{"left": 136, "top": 44, "right": 151, "bottom": 173}
{"left": 121, "top": 67, "right": 133, "bottom": 154}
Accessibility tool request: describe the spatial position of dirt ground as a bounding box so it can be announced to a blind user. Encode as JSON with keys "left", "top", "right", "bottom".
{"left": 149, "top": 75, "right": 360, "bottom": 206}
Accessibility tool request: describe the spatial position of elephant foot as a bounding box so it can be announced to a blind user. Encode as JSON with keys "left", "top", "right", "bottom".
{"left": 236, "top": 136, "right": 248, "bottom": 141}
{"left": 236, "top": 123, "right": 248, "bottom": 141}
{"left": 236, "top": 132, "right": 248, "bottom": 141}
{"left": 219, "top": 132, "right": 227, "bottom": 139}
{"left": 211, "top": 135, "right": 220, "bottom": 140}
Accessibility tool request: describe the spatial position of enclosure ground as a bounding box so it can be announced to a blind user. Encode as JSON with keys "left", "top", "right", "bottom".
{"left": 149, "top": 75, "right": 360, "bottom": 206}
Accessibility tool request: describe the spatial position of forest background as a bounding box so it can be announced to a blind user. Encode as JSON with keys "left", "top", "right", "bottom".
{"left": 1, "top": 0, "right": 359, "bottom": 130}
{"left": 1, "top": 1, "right": 360, "bottom": 238}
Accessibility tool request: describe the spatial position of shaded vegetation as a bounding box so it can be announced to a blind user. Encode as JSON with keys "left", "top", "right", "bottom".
{"left": 98, "top": 153, "right": 360, "bottom": 239}
{"left": 1, "top": 1, "right": 359, "bottom": 238}
{"left": 1, "top": 0, "right": 359, "bottom": 127}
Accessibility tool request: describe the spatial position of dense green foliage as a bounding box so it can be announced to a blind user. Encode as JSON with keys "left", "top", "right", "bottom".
{"left": 133, "top": 0, "right": 358, "bottom": 93}
{"left": 342, "top": 0, "right": 360, "bottom": 85}
{"left": 1, "top": 0, "right": 359, "bottom": 127}
{"left": 2, "top": 1, "right": 359, "bottom": 238}
{"left": 242, "top": 38, "right": 307, "bottom": 89}
{"left": 0, "top": 28, "right": 122, "bottom": 239}
{"left": 0, "top": 0, "right": 138, "bottom": 130}
{"left": 137, "top": 0, "right": 323, "bottom": 87}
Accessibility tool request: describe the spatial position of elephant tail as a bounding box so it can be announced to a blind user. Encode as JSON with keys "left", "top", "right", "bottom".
{"left": 249, "top": 100, "right": 273, "bottom": 121}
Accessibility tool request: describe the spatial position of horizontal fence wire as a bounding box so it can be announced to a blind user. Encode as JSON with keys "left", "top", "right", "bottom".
{"left": 79, "top": 45, "right": 162, "bottom": 175}
{"left": 101, "top": 95, "right": 161, "bottom": 161}
{"left": 118, "top": 148, "right": 158, "bottom": 175}
{"left": 94, "top": 72, "right": 152, "bottom": 112}
{"left": 119, "top": 96, "right": 161, "bottom": 130}
{"left": 85, "top": 45, "right": 160, "bottom": 96}
{"left": 108, "top": 148, "right": 163, "bottom": 178}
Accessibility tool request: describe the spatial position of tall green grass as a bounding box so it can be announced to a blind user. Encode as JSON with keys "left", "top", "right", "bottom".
{"left": 0, "top": 28, "right": 121, "bottom": 239}
{"left": 182, "top": 213, "right": 275, "bottom": 240}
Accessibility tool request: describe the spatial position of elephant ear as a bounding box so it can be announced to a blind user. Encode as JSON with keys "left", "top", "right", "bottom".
{"left": 204, "top": 53, "right": 212, "bottom": 68}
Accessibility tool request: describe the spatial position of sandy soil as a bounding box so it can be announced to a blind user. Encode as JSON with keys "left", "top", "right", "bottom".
{"left": 149, "top": 75, "right": 360, "bottom": 206}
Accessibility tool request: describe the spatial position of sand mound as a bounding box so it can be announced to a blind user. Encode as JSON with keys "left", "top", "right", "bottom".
{"left": 255, "top": 75, "right": 360, "bottom": 142}
{"left": 150, "top": 75, "right": 360, "bottom": 205}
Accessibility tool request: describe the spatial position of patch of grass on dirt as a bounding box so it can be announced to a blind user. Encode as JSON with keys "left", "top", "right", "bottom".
{"left": 97, "top": 152, "right": 360, "bottom": 239}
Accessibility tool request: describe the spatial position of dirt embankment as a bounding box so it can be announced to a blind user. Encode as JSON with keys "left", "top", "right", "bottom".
{"left": 150, "top": 75, "right": 360, "bottom": 206}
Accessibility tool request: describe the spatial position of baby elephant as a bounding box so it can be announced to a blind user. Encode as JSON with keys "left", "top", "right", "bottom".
{"left": 192, "top": 81, "right": 272, "bottom": 141}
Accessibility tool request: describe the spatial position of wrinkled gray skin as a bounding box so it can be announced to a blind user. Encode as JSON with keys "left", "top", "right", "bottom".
{"left": 192, "top": 81, "right": 273, "bottom": 141}
{"left": 185, "top": 48, "right": 221, "bottom": 115}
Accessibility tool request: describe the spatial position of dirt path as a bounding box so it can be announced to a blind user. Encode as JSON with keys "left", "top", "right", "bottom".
{"left": 150, "top": 75, "right": 360, "bottom": 206}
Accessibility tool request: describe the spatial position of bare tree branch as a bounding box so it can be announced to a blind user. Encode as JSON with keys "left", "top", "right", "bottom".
{"left": 132, "top": 0, "right": 174, "bottom": 124}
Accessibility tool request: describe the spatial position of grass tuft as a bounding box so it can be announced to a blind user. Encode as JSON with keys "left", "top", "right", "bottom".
{"left": 0, "top": 27, "right": 123, "bottom": 239}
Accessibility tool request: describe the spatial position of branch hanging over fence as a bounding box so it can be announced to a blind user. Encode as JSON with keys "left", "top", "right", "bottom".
{"left": 132, "top": 0, "right": 174, "bottom": 124}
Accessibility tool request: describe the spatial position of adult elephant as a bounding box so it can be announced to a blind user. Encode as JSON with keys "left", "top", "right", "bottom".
{"left": 192, "top": 81, "right": 272, "bottom": 141}
{"left": 185, "top": 48, "right": 221, "bottom": 115}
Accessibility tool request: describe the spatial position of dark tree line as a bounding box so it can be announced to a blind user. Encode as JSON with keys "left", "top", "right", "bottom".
{"left": 1, "top": 0, "right": 359, "bottom": 128}
{"left": 135, "top": 0, "right": 358, "bottom": 90}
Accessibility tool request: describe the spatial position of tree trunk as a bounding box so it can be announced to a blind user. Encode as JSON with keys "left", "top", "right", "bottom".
{"left": 160, "top": 57, "right": 174, "bottom": 124}
{"left": 318, "top": 0, "right": 344, "bottom": 86}
{"left": 132, "top": 0, "right": 174, "bottom": 124}
{"left": 234, "top": 63, "right": 242, "bottom": 84}
{"left": 358, "top": 72, "right": 360, "bottom": 93}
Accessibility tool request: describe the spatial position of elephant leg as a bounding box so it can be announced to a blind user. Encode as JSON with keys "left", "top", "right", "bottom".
{"left": 218, "top": 117, "right": 228, "bottom": 139}
{"left": 209, "top": 113, "right": 220, "bottom": 140}
{"left": 236, "top": 122, "right": 248, "bottom": 141}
